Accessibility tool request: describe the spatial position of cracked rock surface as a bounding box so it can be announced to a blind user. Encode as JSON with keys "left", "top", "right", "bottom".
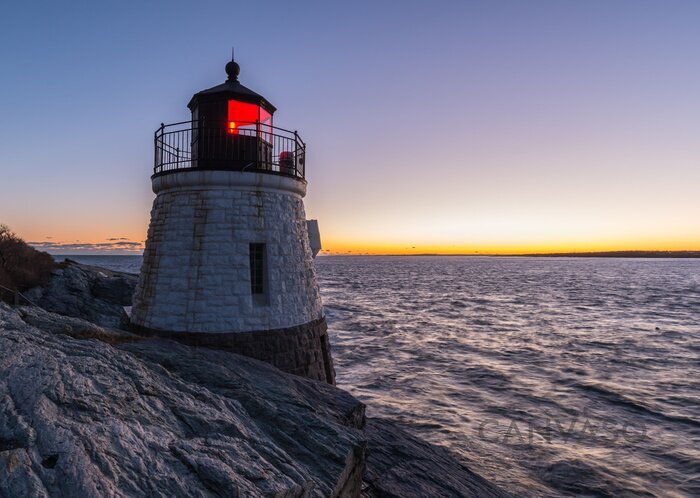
{"left": 362, "top": 418, "right": 510, "bottom": 498}
{"left": 0, "top": 303, "right": 366, "bottom": 497}
{"left": 2, "top": 263, "right": 511, "bottom": 497}
{"left": 24, "top": 260, "right": 137, "bottom": 329}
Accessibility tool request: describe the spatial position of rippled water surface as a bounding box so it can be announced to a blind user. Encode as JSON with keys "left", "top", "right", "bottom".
{"left": 68, "top": 255, "right": 700, "bottom": 497}
{"left": 316, "top": 256, "right": 700, "bottom": 497}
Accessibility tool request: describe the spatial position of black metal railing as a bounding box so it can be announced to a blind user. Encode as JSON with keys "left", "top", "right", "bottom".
{"left": 154, "top": 120, "right": 306, "bottom": 180}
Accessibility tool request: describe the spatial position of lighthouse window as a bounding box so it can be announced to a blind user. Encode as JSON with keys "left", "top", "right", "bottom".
{"left": 249, "top": 243, "right": 266, "bottom": 296}
{"left": 227, "top": 100, "right": 273, "bottom": 138}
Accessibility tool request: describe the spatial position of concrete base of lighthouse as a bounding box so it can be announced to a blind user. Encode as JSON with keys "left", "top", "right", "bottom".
{"left": 130, "top": 169, "right": 335, "bottom": 384}
{"left": 130, "top": 317, "right": 335, "bottom": 384}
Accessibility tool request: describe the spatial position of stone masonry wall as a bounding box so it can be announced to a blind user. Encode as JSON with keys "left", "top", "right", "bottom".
{"left": 131, "top": 317, "right": 336, "bottom": 384}
{"left": 131, "top": 178, "right": 324, "bottom": 334}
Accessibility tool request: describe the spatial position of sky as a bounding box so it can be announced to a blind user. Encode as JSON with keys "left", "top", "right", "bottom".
{"left": 0, "top": 0, "right": 698, "bottom": 255}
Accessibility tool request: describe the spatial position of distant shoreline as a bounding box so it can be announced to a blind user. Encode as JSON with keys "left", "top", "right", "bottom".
{"left": 499, "top": 251, "right": 700, "bottom": 258}
{"left": 53, "top": 251, "right": 700, "bottom": 259}
{"left": 318, "top": 251, "right": 700, "bottom": 258}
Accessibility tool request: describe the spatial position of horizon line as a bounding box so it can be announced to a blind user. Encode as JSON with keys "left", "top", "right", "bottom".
{"left": 49, "top": 250, "right": 700, "bottom": 259}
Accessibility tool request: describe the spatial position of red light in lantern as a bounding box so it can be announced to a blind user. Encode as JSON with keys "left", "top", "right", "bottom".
{"left": 227, "top": 99, "right": 273, "bottom": 137}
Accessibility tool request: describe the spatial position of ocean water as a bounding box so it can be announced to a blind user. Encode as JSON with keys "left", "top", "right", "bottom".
{"left": 57, "top": 255, "right": 144, "bottom": 274}
{"left": 62, "top": 255, "right": 700, "bottom": 497}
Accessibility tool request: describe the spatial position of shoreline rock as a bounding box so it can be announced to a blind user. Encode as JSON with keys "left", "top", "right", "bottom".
{"left": 363, "top": 418, "right": 509, "bottom": 498}
{"left": 24, "top": 259, "right": 137, "bottom": 329}
{"left": 1, "top": 262, "right": 511, "bottom": 497}
{"left": 0, "top": 303, "right": 366, "bottom": 496}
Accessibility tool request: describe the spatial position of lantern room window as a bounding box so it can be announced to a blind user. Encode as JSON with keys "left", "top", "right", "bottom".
{"left": 227, "top": 100, "right": 272, "bottom": 138}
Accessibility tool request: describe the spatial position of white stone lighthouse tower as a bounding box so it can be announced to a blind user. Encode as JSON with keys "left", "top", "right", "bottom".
{"left": 130, "top": 58, "right": 334, "bottom": 384}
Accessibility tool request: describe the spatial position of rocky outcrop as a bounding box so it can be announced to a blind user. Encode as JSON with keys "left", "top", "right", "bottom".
{"left": 3, "top": 264, "right": 512, "bottom": 497}
{"left": 24, "top": 260, "right": 137, "bottom": 329}
{"left": 16, "top": 305, "right": 140, "bottom": 345}
{"left": 363, "top": 419, "right": 510, "bottom": 498}
{"left": 0, "top": 303, "right": 365, "bottom": 497}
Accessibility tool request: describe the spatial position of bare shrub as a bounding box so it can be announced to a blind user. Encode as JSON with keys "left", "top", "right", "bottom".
{"left": 0, "top": 225, "right": 56, "bottom": 299}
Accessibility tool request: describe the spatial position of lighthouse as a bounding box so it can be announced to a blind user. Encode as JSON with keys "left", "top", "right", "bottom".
{"left": 130, "top": 58, "right": 335, "bottom": 384}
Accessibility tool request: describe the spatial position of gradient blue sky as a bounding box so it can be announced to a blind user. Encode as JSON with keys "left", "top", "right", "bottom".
{"left": 1, "top": 1, "right": 699, "bottom": 254}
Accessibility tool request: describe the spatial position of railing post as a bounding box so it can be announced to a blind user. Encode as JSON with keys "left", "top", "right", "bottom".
{"left": 14, "top": 290, "right": 20, "bottom": 306}
{"left": 294, "top": 130, "right": 299, "bottom": 177}
{"left": 154, "top": 123, "right": 165, "bottom": 174}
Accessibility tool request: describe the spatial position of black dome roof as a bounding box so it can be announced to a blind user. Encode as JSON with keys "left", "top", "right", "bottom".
{"left": 187, "top": 60, "right": 276, "bottom": 113}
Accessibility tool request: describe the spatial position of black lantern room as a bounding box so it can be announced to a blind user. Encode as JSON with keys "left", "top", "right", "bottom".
{"left": 153, "top": 59, "right": 305, "bottom": 179}
{"left": 188, "top": 59, "right": 276, "bottom": 137}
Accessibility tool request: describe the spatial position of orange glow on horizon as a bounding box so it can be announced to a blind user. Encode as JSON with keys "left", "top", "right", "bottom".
{"left": 18, "top": 234, "right": 700, "bottom": 256}
{"left": 11, "top": 217, "right": 700, "bottom": 256}
{"left": 318, "top": 235, "right": 700, "bottom": 256}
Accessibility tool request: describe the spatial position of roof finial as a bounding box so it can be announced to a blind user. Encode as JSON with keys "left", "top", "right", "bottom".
{"left": 225, "top": 47, "right": 240, "bottom": 81}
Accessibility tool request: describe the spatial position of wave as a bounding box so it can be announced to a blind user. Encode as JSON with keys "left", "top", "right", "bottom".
{"left": 571, "top": 381, "right": 700, "bottom": 429}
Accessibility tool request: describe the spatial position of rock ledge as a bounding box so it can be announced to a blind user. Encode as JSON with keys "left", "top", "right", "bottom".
{"left": 2, "top": 262, "right": 511, "bottom": 497}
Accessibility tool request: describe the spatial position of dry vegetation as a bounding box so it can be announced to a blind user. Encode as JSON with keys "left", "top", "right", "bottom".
{"left": 0, "top": 225, "right": 56, "bottom": 302}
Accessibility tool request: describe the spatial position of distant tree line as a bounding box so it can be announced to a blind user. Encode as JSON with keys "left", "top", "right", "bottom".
{"left": 0, "top": 225, "right": 55, "bottom": 303}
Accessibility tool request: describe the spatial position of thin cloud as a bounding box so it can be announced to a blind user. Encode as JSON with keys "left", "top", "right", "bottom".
{"left": 29, "top": 240, "right": 144, "bottom": 253}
